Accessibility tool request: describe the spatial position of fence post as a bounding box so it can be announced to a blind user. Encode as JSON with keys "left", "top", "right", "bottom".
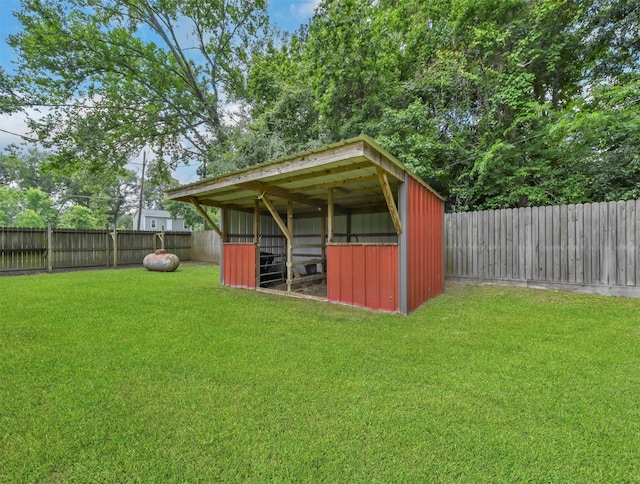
{"left": 111, "top": 227, "right": 118, "bottom": 269}
{"left": 47, "top": 223, "right": 53, "bottom": 273}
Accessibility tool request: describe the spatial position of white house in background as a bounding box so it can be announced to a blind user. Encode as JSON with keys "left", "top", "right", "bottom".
{"left": 132, "top": 209, "right": 189, "bottom": 231}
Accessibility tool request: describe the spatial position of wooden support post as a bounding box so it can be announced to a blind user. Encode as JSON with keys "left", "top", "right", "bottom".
{"left": 188, "top": 196, "right": 223, "bottom": 238}
{"left": 111, "top": 227, "right": 118, "bottom": 269}
{"left": 346, "top": 211, "right": 352, "bottom": 243}
{"left": 159, "top": 225, "right": 165, "bottom": 250}
{"left": 287, "top": 200, "right": 293, "bottom": 293}
{"left": 254, "top": 200, "right": 260, "bottom": 244}
{"left": 320, "top": 209, "right": 326, "bottom": 273}
{"left": 254, "top": 199, "right": 260, "bottom": 288}
{"left": 328, "top": 188, "right": 334, "bottom": 243}
{"left": 47, "top": 223, "right": 53, "bottom": 273}
{"left": 377, "top": 167, "right": 403, "bottom": 236}
{"left": 222, "top": 208, "right": 229, "bottom": 243}
{"left": 260, "top": 194, "right": 292, "bottom": 240}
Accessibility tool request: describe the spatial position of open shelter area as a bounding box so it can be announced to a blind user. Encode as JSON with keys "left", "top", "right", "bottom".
{"left": 167, "top": 135, "right": 444, "bottom": 314}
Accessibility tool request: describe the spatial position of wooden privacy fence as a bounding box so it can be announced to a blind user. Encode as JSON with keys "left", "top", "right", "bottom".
{"left": 0, "top": 226, "right": 192, "bottom": 274}
{"left": 445, "top": 199, "right": 640, "bottom": 297}
{"left": 191, "top": 230, "right": 221, "bottom": 263}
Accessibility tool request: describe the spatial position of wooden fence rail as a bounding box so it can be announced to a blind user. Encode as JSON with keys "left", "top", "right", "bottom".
{"left": 445, "top": 200, "right": 640, "bottom": 297}
{"left": 0, "top": 227, "right": 193, "bottom": 274}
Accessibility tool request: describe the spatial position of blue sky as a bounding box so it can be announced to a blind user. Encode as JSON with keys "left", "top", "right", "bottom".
{"left": 0, "top": 0, "right": 319, "bottom": 168}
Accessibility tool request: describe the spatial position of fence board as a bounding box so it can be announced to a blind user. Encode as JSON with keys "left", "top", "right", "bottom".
{"left": 576, "top": 204, "right": 584, "bottom": 284}
{"left": 531, "top": 207, "right": 540, "bottom": 281}
{"left": 462, "top": 213, "right": 468, "bottom": 278}
{"left": 617, "top": 201, "right": 626, "bottom": 285}
{"left": 506, "top": 209, "right": 513, "bottom": 279}
{"left": 525, "top": 207, "right": 532, "bottom": 280}
{"left": 481, "top": 210, "right": 489, "bottom": 278}
{"left": 498, "top": 209, "right": 504, "bottom": 278}
{"left": 192, "top": 230, "right": 222, "bottom": 263}
{"left": 560, "top": 205, "right": 568, "bottom": 282}
{"left": 607, "top": 202, "right": 617, "bottom": 285}
{"left": 627, "top": 200, "right": 636, "bottom": 286}
{"left": 517, "top": 208, "right": 525, "bottom": 280}
{"left": 538, "top": 207, "right": 547, "bottom": 281}
{"left": 597, "top": 202, "right": 609, "bottom": 284}
{"left": 472, "top": 211, "right": 479, "bottom": 277}
{"left": 568, "top": 204, "right": 576, "bottom": 283}
{"left": 552, "top": 205, "right": 561, "bottom": 282}
{"left": 512, "top": 209, "right": 519, "bottom": 279}
{"left": 636, "top": 200, "right": 640, "bottom": 286}
{"left": 545, "top": 206, "right": 553, "bottom": 282}
{"left": 583, "top": 204, "right": 592, "bottom": 284}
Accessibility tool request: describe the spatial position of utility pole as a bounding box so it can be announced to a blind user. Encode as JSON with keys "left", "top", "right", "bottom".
{"left": 136, "top": 151, "right": 147, "bottom": 231}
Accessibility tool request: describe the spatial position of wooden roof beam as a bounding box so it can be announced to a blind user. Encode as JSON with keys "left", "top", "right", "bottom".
{"left": 195, "top": 198, "right": 251, "bottom": 213}
{"left": 239, "top": 180, "right": 351, "bottom": 215}
{"left": 377, "top": 168, "right": 403, "bottom": 236}
{"left": 238, "top": 180, "right": 324, "bottom": 209}
{"left": 264, "top": 160, "right": 372, "bottom": 187}
{"left": 289, "top": 174, "right": 379, "bottom": 193}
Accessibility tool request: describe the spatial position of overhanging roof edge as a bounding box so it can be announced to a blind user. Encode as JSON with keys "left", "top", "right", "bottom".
{"left": 167, "top": 134, "right": 445, "bottom": 202}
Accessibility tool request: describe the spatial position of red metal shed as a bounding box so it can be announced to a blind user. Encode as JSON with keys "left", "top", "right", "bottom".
{"left": 167, "top": 135, "right": 444, "bottom": 314}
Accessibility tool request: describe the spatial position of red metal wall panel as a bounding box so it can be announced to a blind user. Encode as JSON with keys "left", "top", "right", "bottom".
{"left": 407, "top": 177, "right": 444, "bottom": 312}
{"left": 327, "top": 244, "right": 398, "bottom": 312}
{"left": 223, "top": 243, "right": 256, "bottom": 289}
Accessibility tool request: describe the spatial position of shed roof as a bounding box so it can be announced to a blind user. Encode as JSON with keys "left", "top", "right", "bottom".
{"left": 167, "top": 135, "right": 443, "bottom": 216}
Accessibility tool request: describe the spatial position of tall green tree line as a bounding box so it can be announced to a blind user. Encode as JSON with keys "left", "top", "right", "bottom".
{"left": 246, "top": 0, "right": 640, "bottom": 210}
{"left": 5, "top": 0, "right": 639, "bottom": 211}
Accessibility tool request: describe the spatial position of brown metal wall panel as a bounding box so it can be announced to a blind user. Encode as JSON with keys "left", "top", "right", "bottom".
{"left": 223, "top": 243, "right": 256, "bottom": 289}
{"left": 407, "top": 177, "right": 444, "bottom": 312}
{"left": 327, "top": 244, "right": 398, "bottom": 312}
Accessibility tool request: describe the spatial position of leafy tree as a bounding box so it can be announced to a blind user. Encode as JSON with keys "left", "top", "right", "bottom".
{"left": 9, "top": 0, "right": 271, "bottom": 175}
{"left": 246, "top": 32, "right": 320, "bottom": 158}
{"left": 306, "top": 0, "right": 406, "bottom": 141}
{"left": 164, "top": 198, "right": 210, "bottom": 231}
{"left": 0, "top": 66, "right": 21, "bottom": 114}
{"left": 0, "top": 149, "right": 58, "bottom": 193}
{"left": 58, "top": 205, "right": 98, "bottom": 229}
{"left": 117, "top": 213, "right": 134, "bottom": 230}
{"left": 23, "top": 188, "right": 58, "bottom": 226}
{"left": 14, "top": 209, "right": 45, "bottom": 228}
{"left": 0, "top": 186, "right": 25, "bottom": 226}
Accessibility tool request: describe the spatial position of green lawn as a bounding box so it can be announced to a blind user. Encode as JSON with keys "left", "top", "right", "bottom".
{"left": 1, "top": 265, "right": 639, "bottom": 482}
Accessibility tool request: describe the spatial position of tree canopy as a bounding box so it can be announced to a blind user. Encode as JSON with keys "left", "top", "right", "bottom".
{"left": 5, "top": 0, "right": 640, "bottom": 212}
{"left": 8, "top": 0, "right": 270, "bottom": 174}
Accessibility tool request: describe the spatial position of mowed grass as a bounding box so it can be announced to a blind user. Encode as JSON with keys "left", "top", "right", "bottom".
{"left": 1, "top": 265, "right": 640, "bottom": 482}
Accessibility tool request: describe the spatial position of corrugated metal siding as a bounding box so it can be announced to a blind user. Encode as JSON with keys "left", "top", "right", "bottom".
{"left": 327, "top": 244, "right": 398, "bottom": 312}
{"left": 223, "top": 243, "right": 256, "bottom": 289}
{"left": 350, "top": 212, "right": 396, "bottom": 243}
{"left": 227, "top": 210, "right": 254, "bottom": 242}
{"left": 407, "top": 177, "right": 444, "bottom": 312}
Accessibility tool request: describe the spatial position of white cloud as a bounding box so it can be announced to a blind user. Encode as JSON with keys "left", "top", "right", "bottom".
{"left": 0, "top": 108, "right": 42, "bottom": 151}
{"left": 289, "top": 0, "right": 320, "bottom": 20}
